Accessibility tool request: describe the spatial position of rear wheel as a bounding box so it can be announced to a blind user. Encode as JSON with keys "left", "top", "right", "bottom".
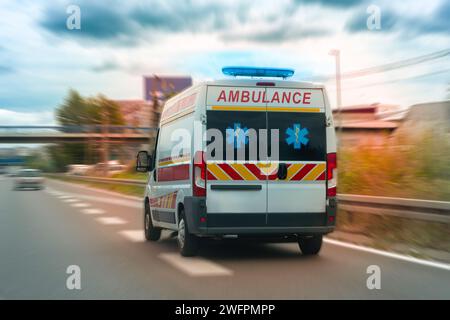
{"left": 177, "top": 209, "right": 198, "bottom": 257}
{"left": 298, "top": 235, "right": 323, "bottom": 255}
{"left": 144, "top": 201, "right": 161, "bottom": 241}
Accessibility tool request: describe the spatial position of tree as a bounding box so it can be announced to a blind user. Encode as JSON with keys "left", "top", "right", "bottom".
{"left": 53, "top": 90, "right": 125, "bottom": 170}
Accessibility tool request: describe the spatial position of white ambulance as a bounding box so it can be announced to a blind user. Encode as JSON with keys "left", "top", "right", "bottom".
{"left": 137, "top": 67, "right": 337, "bottom": 256}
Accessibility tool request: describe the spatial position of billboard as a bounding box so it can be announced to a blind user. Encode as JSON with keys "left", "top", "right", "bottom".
{"left": 143, "top": 76, "right": 192, "bottom": 101}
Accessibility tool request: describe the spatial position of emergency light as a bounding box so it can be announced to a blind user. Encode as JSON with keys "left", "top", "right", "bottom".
{"left": 222, "top": 66, "right": 295, "bottom": 78}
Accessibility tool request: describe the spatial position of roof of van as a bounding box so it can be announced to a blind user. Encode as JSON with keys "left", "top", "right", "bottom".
{"left": 201, "top": 79, "right": 325, "bottom": 88}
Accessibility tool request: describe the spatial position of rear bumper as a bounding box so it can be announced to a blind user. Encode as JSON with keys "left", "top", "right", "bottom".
{"left": 199, "top": 226, "right": 334, "bottom": 235}
{"left": 15, "top": 182, "right": 42, "bottom": 188}
{"left": 184, "top": 196, "right": 337, "bottom": 236}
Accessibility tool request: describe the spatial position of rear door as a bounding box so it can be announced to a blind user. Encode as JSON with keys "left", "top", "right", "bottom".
{"left": 266, "top": 87, "right": 327, "bottom": 217}
{"left": 205, "top": 86, "right": 267, "bottom": 215}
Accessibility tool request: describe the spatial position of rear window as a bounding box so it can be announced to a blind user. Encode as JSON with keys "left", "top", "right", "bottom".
{"left": 268, "top": 112, "right": 326, "bottom": 161}
{"left": 18, "top": 170, "right": 41, "bottom": 177}
{"left": 206, "top": 110, "right": 326, "bottom": 162}
{"left": 207, "top": 110, "right": 265, "bottom": 161}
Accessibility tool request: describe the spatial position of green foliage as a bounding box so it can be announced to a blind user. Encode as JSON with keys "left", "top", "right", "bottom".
{"left": 339, "top": 131, "right": 450, "bottom": 200}
{"left": 52, "top": 89, "right": 126, "bottom": 168}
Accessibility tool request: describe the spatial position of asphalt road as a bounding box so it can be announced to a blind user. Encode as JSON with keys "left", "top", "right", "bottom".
{"left": 1, "top": 177, "right": 449, "bottom": 299}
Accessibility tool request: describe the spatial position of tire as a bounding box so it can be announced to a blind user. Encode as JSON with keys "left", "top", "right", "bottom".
{"left": 144, "top": 201, "right": 161, "bottom": 241}
{"left": 177, "top": 208, "right": 198, "bottom": 257}
{"left": 298, "top": 235, "right": 323, "bottom": 255}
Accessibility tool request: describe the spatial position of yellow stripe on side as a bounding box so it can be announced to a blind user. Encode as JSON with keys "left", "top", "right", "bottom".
{"left": 207, "top": 164, "right": 231, "bottom": 180}
{"left": 230, "top": 163, "right": 258, "bottom": 180}
{"left": 211, "top": 106, "right": 266, "bottom": 112}
{"left": 286, "top": 163, "right": 305, "bottom": 180}
{"left": 266, "top": 107, "right": 321, "bottom": 113}
{"left": 159, "top": 156, "right": 190, "bottom": 167}
{"left": 303, "top": 163, "right": 326, "bottom": 181}
{"left": 210, "top": 106, "right": 322, "bottom": 113}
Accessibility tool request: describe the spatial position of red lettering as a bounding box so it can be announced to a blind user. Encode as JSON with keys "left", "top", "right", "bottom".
{"left": 229, "top": 90, "right": 239, "bottom": 103}
{"left": 262, "top": 92, "right": 270, "bottom": 103}
{"left": 303, "top": 92, "right": 311, "bottom": 104}
{"left": 252, "top": 91, "right": 262, "bottom": 103}
{"left": 217, "top": 90, "right": 226, "bottom": 102}
{"left": 293, "top": 92, "right": 302, "bottom": 104}
{"left": 241, "top": 90, "right": 250, "bottom": 103}
{"left": 271, "top": 91, "right": 280, "bottom": 103}
{"left": 282, "top": 92, "right": 291, "bottom": 104}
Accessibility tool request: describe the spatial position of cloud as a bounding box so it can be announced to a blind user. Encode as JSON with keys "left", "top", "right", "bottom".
{"left": 0, "top": 109, "right": 55, "bottom": 125}
{"left": 412, "top": 0, "right": 450, "bottom": 34}
{"left": 130, "top": 1, "right": 231, "bottom": 32}
{"left": 345, "top": 0, "right": 449, "bottom": 35}
{"left": 90, "top": 60, "right": 121, "bottom": 72}
{"left": 40, "top": 1, "right": 137, "bottom": 44}
{"left": 39, "top": 0, "right": 234, "bottom": 45}
{"left": 222, "top": 24, "right": 330, "bottom": 43}
{"left": 294, "top": 0, "right": 367, "bottom": 8}
{"left": 345, "top": 6, "right": 397, "bottom": 32}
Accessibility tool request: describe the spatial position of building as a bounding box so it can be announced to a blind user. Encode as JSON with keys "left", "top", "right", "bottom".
{"left": 333, "top": 103, "right": 405, "bottom": 147}
{"left": 394, "top": 100, "right": 450, "bottom": 141}
{"left": 113, "top": 76, "right": 192, "bottom": 152}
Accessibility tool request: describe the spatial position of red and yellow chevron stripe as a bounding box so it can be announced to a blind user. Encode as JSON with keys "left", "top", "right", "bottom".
{"left": 150, "top": 191, "right": 178, "bottom": 209}
{"left": 207, "top": 162, "right": 325, "bottom": 181}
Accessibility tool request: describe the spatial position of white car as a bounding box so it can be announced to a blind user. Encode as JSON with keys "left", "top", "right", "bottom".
{"left": 14, "top": 169, "right": 44, "bottom": 190}
{"left": 136, "top": 67, "right": 337, "bottom": 256}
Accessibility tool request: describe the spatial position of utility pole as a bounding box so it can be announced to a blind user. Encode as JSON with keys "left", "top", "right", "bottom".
{"left": 329, "top": 49, "right": 343, "bottom": 142}
{"left": 101, "top": 104, "right": 109, "bottom": 176}
{"left": 150, "top": 74, "right": 161, "bottom": 152}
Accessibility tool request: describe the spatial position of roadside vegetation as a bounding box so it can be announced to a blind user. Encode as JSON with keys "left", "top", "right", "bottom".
{"left": 339, "top": 131, "right": 450, "bottom": 201}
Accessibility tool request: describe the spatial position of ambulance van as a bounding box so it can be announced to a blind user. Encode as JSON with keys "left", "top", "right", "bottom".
{"left": 136, "top": 67, "right": 337, "bottom": 256}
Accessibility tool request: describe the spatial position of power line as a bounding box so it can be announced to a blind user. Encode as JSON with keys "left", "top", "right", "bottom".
{"left": 341, "top": 68, "right": 450, "bottom": 91}
{"left": 312, "top": 48, "right": 450, "bottom": 81}
{"left": 341, "top": 48, "right": 450, "bottom": 79}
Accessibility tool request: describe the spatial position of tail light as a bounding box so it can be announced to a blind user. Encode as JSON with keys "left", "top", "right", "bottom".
{"left": 193, "top": 151, "right": 206, "bottom": 197}
{"left": 327, "top": 153, "right": 337, "bottom": 197}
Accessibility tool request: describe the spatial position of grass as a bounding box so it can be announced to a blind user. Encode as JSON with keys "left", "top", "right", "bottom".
{"left": 335, "top": 209, "right": 450, "bottom": 253}
{"left": 48, "top": 174, "right": 145, "bottom": 197}
{"left": 110, "top": 171, "right": 148, "bottom": 181}
{"left": 338, "top": 132, "right": 450, "bottom": 201}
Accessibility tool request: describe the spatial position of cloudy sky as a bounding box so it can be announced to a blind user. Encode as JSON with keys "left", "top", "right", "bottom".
{"left": 0, "top": 0, "right": 449, "bottom": 125}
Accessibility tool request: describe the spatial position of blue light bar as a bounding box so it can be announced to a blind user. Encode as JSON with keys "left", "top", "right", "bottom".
{"left": 222, "top": 66, "right": 295, "bottom": 78}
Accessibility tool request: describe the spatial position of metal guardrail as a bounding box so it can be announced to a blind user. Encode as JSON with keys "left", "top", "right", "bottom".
{"left": 338, "top": 194, "right": 450, "bottom": 223}
{"left": 46, "top": 173, "right": 147, "bottom": 186}
{"left": 47, "top": 174, "right": 450, "bottom": 223}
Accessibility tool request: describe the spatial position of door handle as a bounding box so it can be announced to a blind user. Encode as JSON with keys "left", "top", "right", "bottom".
{"left": 277, "top": 163, "right": 287, "bottom": 180}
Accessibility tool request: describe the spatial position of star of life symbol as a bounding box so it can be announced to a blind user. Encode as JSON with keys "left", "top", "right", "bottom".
{"left": 286, "top": 123, "right": 309, "bottom": 150}
{"left": 226, "top": 123, "right": 249, "bottom": 149}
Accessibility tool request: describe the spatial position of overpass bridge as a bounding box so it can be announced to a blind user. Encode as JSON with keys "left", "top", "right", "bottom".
{"left": 0, "top": 126, "right": 157, "bottom": 144}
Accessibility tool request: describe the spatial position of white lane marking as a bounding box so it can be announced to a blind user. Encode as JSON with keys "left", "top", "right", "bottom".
{"left": 58, "top": 195, "right": 71, "bottom": 199}
{"left": 118, "top": 230, "right": 145, "bottom": 242}
{"left": 71, "top": 202, "right": 90, "bottom": 208}
{"left": 62, "top": 198, "right": 78, "bottom": 203}
{"left": 96, "top": 217, "right": 127, "bottom": 225}
{"left": 81, "top": 208, "right": 105, "bottom": 215}
{"left": 159, "top": 253, "right": 233, "bottom": 277}
{"left": 324, "top": 238, "right": 450, "bottom": 272}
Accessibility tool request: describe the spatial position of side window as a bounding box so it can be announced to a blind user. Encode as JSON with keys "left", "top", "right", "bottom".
{"left": 157, "top": 116, "right": 193, "bottom": 167}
